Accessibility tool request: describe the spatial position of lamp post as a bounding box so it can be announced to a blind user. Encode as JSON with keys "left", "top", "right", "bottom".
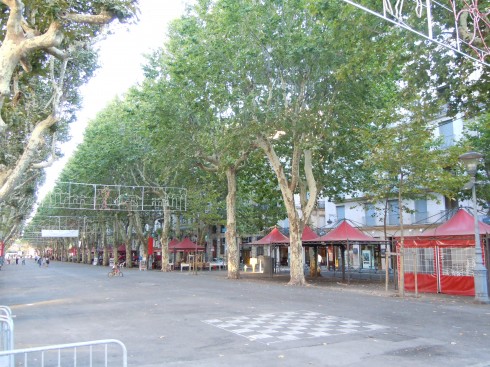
{"left": 459, "top": 151, "right": 489, "bottom": 303}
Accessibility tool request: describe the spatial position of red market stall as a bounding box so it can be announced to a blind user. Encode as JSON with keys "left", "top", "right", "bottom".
{"left": 309, "top": 220, "right": 381, "bottom": 277}
{"left": 249, "top": 227, "right": 289, "bottom": 245}
{"left": 398, "top": 209, "right": 490, "bottom": 296}
{"left": 173, "top": 238, "right": 205, "bottom": 252}
{"left": 249, "top": 227, "right": 289, "bottom": 267}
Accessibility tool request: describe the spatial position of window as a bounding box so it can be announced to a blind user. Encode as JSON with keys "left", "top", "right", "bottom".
{"left": 388, "top": 200, "right": 399, "bottom": 225}
{"left": 365, "top": 204, "right": 376, "bottom": 226}
{"left": 256, "top": 247, "right": 264, "bottom": 256}
{"left": 403, "top": 248, "right": 435, "bottom": 274}
{"left": 336, "top": 205, "right": 345, "bottom": 220}
{"left": 414, "top": 199, "right": 428, "bottom": 224}
{"left": 439, "top": 120, "right": 454, "bottom": 148}
{"left": 440, "top": 247, "right": 474, "bottom": 276}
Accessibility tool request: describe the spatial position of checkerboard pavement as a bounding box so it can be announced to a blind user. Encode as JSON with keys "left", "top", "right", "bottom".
{"left": 203, "top": 311, "right": 387, "bottom": 345}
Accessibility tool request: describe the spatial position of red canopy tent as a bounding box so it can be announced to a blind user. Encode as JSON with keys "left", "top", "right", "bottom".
{"left": 399, "top": 209, "right": 490, "bottom": 296}
{"left": 309, "top": 220, "right": 379, "bottom": 243}
{"left": 249, "top": 227, "right": 289, "bottom": 245}
{"left": 273, "top": 225, "right": 319, "bottom": 244}
{"left": 250, "top": 226, "right": 320, "bottom": 246}
{"left": 173, "top": 238, "right": 205, "bottom": 252}
{"left": 301, "top": 226, "right": 321, "bottom": 241}
{"left": 418, "top": 209, "right": 490, "bottom": 238}
{"left": 168, "top": 238, "right": 179, "bottom": 249}
{"left": 305, "top": 220, "right": 381, "bottom": 278}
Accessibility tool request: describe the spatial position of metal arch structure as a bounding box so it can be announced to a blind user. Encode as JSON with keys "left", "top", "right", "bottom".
{"left": 19, "top": 216, "right": 102, "bottom": 246}
{"left": 340, "top": 0, "right": 490, "bottom": 67}
{"left": 40, "top": 182, "right": 187, "bottom": 212}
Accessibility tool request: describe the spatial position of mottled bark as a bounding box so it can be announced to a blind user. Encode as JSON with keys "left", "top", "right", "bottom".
{"left": 161, "top": 204, "right": 171, "bottom": 272}
{"left": 226, "top": 166, "right": 240, "bottom": 279}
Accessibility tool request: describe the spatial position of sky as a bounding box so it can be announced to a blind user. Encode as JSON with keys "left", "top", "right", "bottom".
{"left": 39, "top": 0, "right": 189, "bottom": 199}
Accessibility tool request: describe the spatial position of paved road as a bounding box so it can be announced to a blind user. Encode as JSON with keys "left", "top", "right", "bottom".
{"left": 1, "top": 260, "right": 489, "bottom": 366}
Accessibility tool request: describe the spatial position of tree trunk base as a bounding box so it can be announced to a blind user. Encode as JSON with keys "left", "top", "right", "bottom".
{"left": 287, "top": 279, "right": 309, "bottom": 286}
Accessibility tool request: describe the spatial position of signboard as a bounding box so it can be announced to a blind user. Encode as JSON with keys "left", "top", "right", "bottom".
{"left": 41, "top": 230, "right": 79, "bottom": 238}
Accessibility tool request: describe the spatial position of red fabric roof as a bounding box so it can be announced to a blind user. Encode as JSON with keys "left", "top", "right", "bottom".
{"left": 173, "top": 237, "right": 205, "bottom": 251}
{"left": 250, "top": 227, "right": 288, "bottom": 245}
{"left": 313, "top": 220, "right": 379, "bottom": 242}
{"left": 419, "top": 209, "right": 490, "bottom": 237}
{"left": 167, "top": 238, "right": 179, "bottom": 248}
{"left": 300, "top": 226, "right": 319, "bottom": 241}
{"left": 276, "top": 226, "right": 319, "bottom": 243}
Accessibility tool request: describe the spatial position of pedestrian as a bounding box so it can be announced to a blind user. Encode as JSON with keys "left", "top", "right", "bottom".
{"left": 45, "top": 257, "right": 50, "bottom": 267}
{"left": 38, "top": 257, "right": 42, "bottom": 267}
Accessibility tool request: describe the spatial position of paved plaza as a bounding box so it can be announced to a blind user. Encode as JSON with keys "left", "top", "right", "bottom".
{"left": 1, "top": 260, "right": 489, "bottom": 366}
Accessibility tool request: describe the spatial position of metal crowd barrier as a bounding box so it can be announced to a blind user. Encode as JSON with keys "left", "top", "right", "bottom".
{"left": 0, "top": 339, "right": 127, "bottom": 367}
{"left": 0, "top": 306, "right": 14, "bottom": 348}
{"left": 0, "top": 306, "right": 14, "bottom": 367}
{"left": 1, "top": 306, "right": 126, "bottom": 366}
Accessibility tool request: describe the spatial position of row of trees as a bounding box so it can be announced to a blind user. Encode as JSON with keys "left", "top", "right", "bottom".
{"left": 0, "top": 0, "right": 139, "bottom": 246}
{"left": 5, "top": 0, "right": 490, "bottom": 286}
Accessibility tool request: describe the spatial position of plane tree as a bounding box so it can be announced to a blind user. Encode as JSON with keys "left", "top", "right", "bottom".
{"left": 43, "top": 95, "right": 156, "bottom": 267}
{"left": 459, "top": 114, "right": 490, "bottom": 215}
{"left": 0, "top": 0, "right": 138, "bottom": 213}
{"left": 166, "top": 0, "right": 402, "bottom": 285}
{"left": 136, "top": 7, "right": 264, "bottom": 279}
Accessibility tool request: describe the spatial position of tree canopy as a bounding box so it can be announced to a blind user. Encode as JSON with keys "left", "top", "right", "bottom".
{"left": 0, "top": 0, "right": 138, "bottom": 246}
{"left": 19, "top": 0, "right": 488, "bottom": 287}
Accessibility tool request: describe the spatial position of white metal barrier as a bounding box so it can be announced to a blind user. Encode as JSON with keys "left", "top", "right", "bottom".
{"left": 0, "top": 339, "right": 127, "bottom": 367}
{"left": 0, "top": 306, "right": 14, "bottom": 367}
{"left": 0, "top": 306, "right": 14, "bottom": 349}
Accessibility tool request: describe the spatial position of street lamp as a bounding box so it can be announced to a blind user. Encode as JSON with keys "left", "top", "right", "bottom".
{"left": 459, "top": 151, "right": 489, "bottom": 303}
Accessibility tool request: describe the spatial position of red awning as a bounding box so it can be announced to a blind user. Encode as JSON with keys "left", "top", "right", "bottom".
{"left": 249, "top": 227, "right": 289, "bottom": 245}
{"left": 418, "top": 209, "right": 490, "bottom": 237}
{"left": 168, "top": 238, "right": 179, "bottom": 249}
{"left": 299, "top": 226, "right": 320, "bottom": 241}
{"left": 172, "top": 237, "right": 205, "bottom": 252}
{"left": 275, "top": 226, "right": 319, "bottom": 244}
{"left": 313, "top": 220, "right": 379, "bottom": 243}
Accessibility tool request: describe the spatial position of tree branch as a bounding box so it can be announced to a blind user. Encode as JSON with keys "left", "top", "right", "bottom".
{"left": 61, "top": 10, "right": 116, "bottom": 24}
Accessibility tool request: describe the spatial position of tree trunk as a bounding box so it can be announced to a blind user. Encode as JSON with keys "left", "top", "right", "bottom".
{"left": 161, "top": 204, "right": 171, "bottom": 272}
{"left": 130, "top": 211, "right": 147, "bottom": 263}
{"left": 225, "top": 166, "right": 240, "bottom": 279}
{"left": 175, "top": 215, "right": 181, "bottom": 238}
{"left": 258, "top": 140, "right": 305, "bottom": 285}
{"left": 116, "top": 217, "right": 133, "bottom": 267}
{"left": 256, "top": 136, "right": 319, "bottom": 286}
{"left": 398, "top": 173, "right": 405, "bottom": 297}
{"left": 112, "top": 215, "right": 119, "bottom": 266}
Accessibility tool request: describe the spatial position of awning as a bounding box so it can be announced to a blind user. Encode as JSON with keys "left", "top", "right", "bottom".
{"left": 312, "top": 220, "right": 380, "bottom": 243}
{"left": 249, "top": 227, "right": 288, "bottom": 245}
